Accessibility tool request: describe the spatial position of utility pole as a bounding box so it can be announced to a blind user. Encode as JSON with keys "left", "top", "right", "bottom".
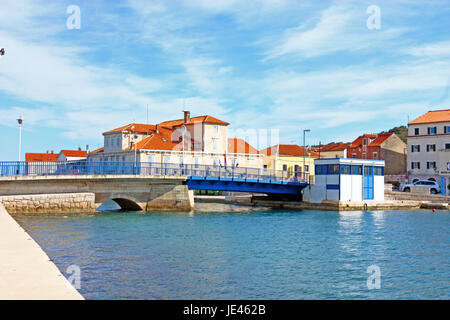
{"left": 17, "top": 116, "right": 23, "bottom": 162}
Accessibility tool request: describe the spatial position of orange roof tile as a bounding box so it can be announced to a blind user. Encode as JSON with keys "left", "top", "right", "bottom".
{"left": 90, "top": 147, "right": 104, "bottom": 153}
{"left": 25, "top": 152, "right": 59, "bottom": 161}
{"left": 350, "top": 133, "right": 394, "bottom": 148}
{"left": 260, "top": 144, "right": 320, "bottom": 157}
{"left": 60, "top": 150, "right": 87, "bottom": 157}
{"left": 408, "top": 109, "right": 450, "bottom": 125}
{"left": 104, "top": 123, "right": 156, "bottom": 134}
{"left": 228, "top": 138, "right": 259, "bottom": 154}
{"left": 350, "top": 134, "right": 378, "bottom": 148}
{"left": 160, "top": 115, "right": 229, "bottom": 128}
{"left": 320, "top": 142, "right": 351, "bottom": 152}
{"left": 125, "top": 127, "right": 179, "bottom": 151}
{"left": 370, "top": 133, "right": 393, "bottom": 146}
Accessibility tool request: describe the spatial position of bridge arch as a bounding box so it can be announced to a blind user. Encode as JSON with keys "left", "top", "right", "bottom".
{"left": 97, "top": 198, "right": 143, "bottom": 211}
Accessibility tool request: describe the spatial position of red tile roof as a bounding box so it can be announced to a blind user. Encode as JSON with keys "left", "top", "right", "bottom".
{"left": 159, "top": 115, "right": 229, "bottom": 128}
{"left": 25, "top": 152, "right": 58, "bottom": 161}
{"left": 408, "top": 109, "right": 450, "bottom": 125}
{"left": 350, "top": 134, "right": 378, "bottom": 148}
{"left": 320, "top": 142, "right": 351, "bottom": 152}
{"left": 104, "top": 123, "right": 156, "bottom": 134}
{"left": 350, "top": 133, "right": 393, "bottom": 148}
{"left": 260, "top": 144, "right": 320, "bottom": 157}
{"left": 90, "top": 147, "right": 104, "bottom": 153}
{"left": 370, "top": 133, "right": 393, "bottom": 146}
{"left": 228, "top": 138, "right": 259, "bottom": 154}
{"left": 125, "top": 127, "right": 179, "bottom": 151}
{"left": 60, "top": 150, "right": 87, "bottom": 157}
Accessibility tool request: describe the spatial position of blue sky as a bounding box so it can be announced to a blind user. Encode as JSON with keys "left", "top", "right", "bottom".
{"left": 1, "top": 0, "right": 450, "bottom": 160}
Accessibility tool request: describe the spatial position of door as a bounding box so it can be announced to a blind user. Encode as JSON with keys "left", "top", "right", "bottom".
{"left": 363, "top": 166, "right": 374, "bottom": 200}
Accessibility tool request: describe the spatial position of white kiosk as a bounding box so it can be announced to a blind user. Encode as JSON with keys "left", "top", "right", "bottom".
{"left": 304, "top": 158, "right": 385, "bottom": 203}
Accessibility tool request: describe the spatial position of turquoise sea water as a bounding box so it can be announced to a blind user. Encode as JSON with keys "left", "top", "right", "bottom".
{"left": 14, "top": 209, "right": 449, "bottom": 300}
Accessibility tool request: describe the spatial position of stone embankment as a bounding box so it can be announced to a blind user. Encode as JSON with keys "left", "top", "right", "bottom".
{"left": 0, "top": 193, "right": 96, "bottom": 214}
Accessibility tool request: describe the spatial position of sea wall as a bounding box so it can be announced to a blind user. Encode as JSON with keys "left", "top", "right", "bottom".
{"left": 0, "top": 193, "right": 96, "bottom": 214}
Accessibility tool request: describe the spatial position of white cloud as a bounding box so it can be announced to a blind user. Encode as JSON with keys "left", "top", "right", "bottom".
{"left": 264, "top": 3, "right": 407, "bottom": 60}
{"left": 405, "top": 41, "right": 450, "bottom": 58}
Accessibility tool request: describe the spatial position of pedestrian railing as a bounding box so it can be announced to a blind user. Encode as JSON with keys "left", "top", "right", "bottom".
{"left": 0, "top": 161, "right": 309, "bottom": 184}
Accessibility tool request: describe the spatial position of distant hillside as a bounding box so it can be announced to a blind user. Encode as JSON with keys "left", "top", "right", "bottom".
{"left": 381, "top": 125, "right": 408, "bottom": 143}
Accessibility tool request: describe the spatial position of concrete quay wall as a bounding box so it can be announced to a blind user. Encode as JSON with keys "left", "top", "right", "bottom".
{"left": 0, "top": 203, "right": 84, "bottom": 299}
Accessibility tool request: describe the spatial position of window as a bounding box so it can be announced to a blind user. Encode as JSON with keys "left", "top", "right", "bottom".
{"left": 351, "top": 165, "right": 362, "bottom": 175}
{"left": 212, "top": 138, "right": 218, "bottom": 150}
{"left": 444, "top": 126, "right": 450, "bottom": 134}
{"left": 214, "top": 125, "right": 219, "bottom": 134}
{"left": 340, "top": 165, "right": 351, "bottom": 175}
{"left": 374, "top": 167, "right": 384, "bottom": 176}
{"left": 426, "top": 144, "right": 436, "bottom": 152}
{"left": 194, "top": 157, "right": 200, "bottom": 168}
{"left": 304, "top": 165, "right": 309, "bottom": 173}
{"left": 105, "top": 137, "right": 109, "bottom": 147}
{"left": 352, "top": 153, "right": 357, "bottom": 158}
{"left": 294, "top": 164, "right": 301, "bottom": 173}
{"left": 364, "top": 166, "right": 373, "bottom": 175}
{"left": 282, "top": 164, "right": 288, "bottom": 171}
{"left": 362, "top": 152, "right": 366, "bottom": 159}
{"left": 411, "top": 162, "right": 420, "bottom": 170}
{"left": 427, "top": 127, "right": 437, "bottom": 134}
{"left": 122, "top": 156, "right": 125, "bottom": 162}
{"left": 263, "top": 164, "right": 268, "bottom": 169}
{"left": 148, "top": 154, "right": 155, "bottom": 163}
{"left": 427, "top": 162, "right": 436, "bottom": 170}
{"left": 315, "top": 165, "right": 326, "bottom": 175}
{"left": 446, "top": 143, "right": 450, "bottom": 150}
{"left": 411, "top": 145, "right": 420, "bottom": 152}
{"left": 414, "top": 128, "right": 420, "bottom": 135}
{"left": 328, "top": 164, "right": 339, "bottom": 174}
{"left": 363, "top": 138, "right": 367, "bottom": 145}
{"left": 373, "top": 152, "right": 378, "bottom": 159}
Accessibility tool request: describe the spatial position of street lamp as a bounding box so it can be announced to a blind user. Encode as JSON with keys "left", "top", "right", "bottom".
{"left": 17, "top": 116, "right": 23, "bottom": 162}
{"left": 303, "top": 129, "right": 310, "bottom": 181}
{"left": 181, "top": 124, "right": 187, "bottom": 166}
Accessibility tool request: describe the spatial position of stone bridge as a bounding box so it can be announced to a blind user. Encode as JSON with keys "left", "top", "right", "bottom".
{"left": 0, "top": 175, "right": 194, "bottom": 213}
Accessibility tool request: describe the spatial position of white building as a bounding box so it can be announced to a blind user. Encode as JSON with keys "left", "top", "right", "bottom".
{"left": 304, "top": 158, "right": 385, "bottom": 203}
{"left": 57, "top": 149, "right": 87, "bottom": 162}
{"left": 87, "top": 111, "right": 263, "bottom": 168}
{"left": 407, "top": 109, "right": 450, "bottom": 192}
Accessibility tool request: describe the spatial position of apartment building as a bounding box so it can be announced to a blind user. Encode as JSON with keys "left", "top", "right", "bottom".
{"left": 407, "top": 109, "right": 450, "bottom": 184}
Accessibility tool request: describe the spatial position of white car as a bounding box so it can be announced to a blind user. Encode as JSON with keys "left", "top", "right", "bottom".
{"left": 400, "top": 180, "right": 441, "bottom": 194}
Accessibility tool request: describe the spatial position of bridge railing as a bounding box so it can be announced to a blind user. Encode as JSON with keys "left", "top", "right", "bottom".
{"left": 0, "top": 161, "right": 309, "bottom": 184}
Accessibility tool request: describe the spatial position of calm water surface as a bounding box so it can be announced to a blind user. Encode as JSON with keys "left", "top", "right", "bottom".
{"left": 14, "top": 209, "right": 450, "bottom": 299}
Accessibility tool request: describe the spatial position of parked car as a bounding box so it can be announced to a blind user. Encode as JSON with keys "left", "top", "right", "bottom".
{"left": 399, "top": 180, "right": 441, "bottom": 194}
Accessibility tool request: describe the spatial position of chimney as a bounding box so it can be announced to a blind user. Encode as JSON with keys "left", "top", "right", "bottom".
{"left": 156, "top": 124, "right": 159, "bottom": 134}
{"left": 183, "top": 110, "right": 190, "bottom": 123}
{"left": 51, "top": 150, "right": 54, "bottom": 154}
{"left": 78, "top": 147, "right": 81, "bottom": 151}
{"left": 46, "top": 150, "right": 49, "bottom": 154}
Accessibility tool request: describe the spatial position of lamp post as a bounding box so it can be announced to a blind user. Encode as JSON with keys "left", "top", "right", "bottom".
{"left": 303, "top": 129, "right": 310, "bottom": 181}
{"left": 17, "top": 116, "right": 23, "bottom": 162}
